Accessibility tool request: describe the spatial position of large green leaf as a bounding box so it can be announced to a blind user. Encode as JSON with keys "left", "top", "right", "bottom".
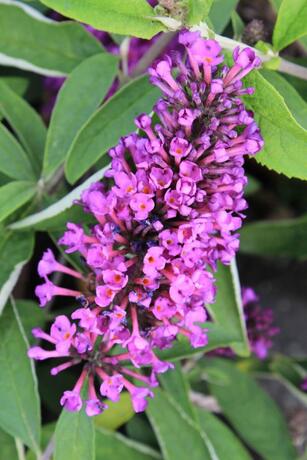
{"left": 206, "top": 260, "right": 249, "bottom": 356}
{"left": 65, "top": 76, "right": 159, "bottom": 183}
{"left": 0, "top": 231, "right": 34, "bottom": 314}
{"left": 261, "top": 69, "right": 307, "bottom": 129}
{"left": 245, "top": 70, "right": 307, "bottom": 180}
{"left": 209, "top": 0, "right": 238, "bottom": 33}
{"left": 43, "top": 53, "right": 119, "bottom": 178}
{"left": 15, "top": 300, "right": 46, "bottom": 346}
{"left": 9, "top": 166, "right": 108, "bottom": 230}
{"left": 205, "top": 358, "right": 297, "bottom": 460}
{"left": 54, "top": 409, "right": 95, "bottom": 460}
{"left": 240, "top": 214, "right": 307, "bottom": 258}
{"left": 96, "top": 427, "right": 161, "bottom": 460}
{"left": 0, "top": 124, "right": 36, "bottom": 181}
{"left": 196, "top": 409, "right": 252, "bottom": 460}
{"left": 273, "top": 0, "right": 307, "bottom": 50}
{"left": 0, "top": 81, "right": 46, "bottom": 177}
{"left": 0, "top": 181, "right": 36, "bottom": 223}
{"left": 186, "top": 0, "right": 213, "bottom": 26}
{"left": 0, "top": 300, "right": 41, "bottom": 453}
{"left": 94, "top": 392, "right": 134, "bottom": 431}
{"left": 0, "top": 1, "right": 103, "bottom": 76}
{"left": 39, "top": 0, "right": 164, "bottom": 39}
{"left": 147, "top": 389, "right": 213, "bottom": 460}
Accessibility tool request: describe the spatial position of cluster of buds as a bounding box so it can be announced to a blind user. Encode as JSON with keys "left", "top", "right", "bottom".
{"left": 29, "top": 31, "right": 263, "bottom": 416}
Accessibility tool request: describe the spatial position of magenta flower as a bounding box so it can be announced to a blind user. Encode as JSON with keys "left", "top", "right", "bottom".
{"left": 29, "top": 32, "right": 263, "bottom": 416}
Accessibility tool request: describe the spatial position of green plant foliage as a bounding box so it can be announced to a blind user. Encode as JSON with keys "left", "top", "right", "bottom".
{"left": 0, "top": 181, "right": 36, "bottom": 223}
{"left": 0, "top": 428, "right": 18, "bottom": 460}
{"left": 273, "top": 0, "right": 307, "bottom": 50}
{"left": 186, "top": 0, "right": 213, "bottom": 26}
{"left": 94, "top": 392, "right": 134, "bottom": 431}
{"left": 15, "top": 300, "right": 47, "bottom": 346}
{"left": 209, "top": 0, "right": 238, "bottom": 33}
{"left": 270, "top": 355, "right": 307, "bottom": 406}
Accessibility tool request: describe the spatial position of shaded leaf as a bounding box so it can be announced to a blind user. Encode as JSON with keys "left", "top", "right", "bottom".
{"left": 0, "top": 181, "right": 36, "bottom": 223}
{"left": 15, "top": 300, "right": 46, "bottom": 346}
{"left": 0, "top": 300, "right": 41, "bottom": 453}
{"left": 209, "top": 0, "right": 238, "bottom": 33}
{"left": 186, "top": 0, "right": 213, "bottom": 26}
{"left": 273, "top": 0, "right": 307, "bottom": 50}
{"left": 94, "top": 392, "right": 134, "bottom": 431}
{"left": 65, "top": 76, "right": 159, "bottom": 183}
{"left": 43, "top": 53, "right": 119, "bottom": 177}
{"left": 270, "top": 355, "right": 307, "bottom": 407}
{"left": 0, "top": 428, "right": 18, "bottom": 460}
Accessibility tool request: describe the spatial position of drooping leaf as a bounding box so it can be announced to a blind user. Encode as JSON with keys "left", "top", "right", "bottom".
{"left": 54, "top": 409, "right": 95, "bottom": 460}
{"left": 39, "top": 0, "right": 164, "bottom": 39}
{"left": 0, "top": 124, "right": 36, "bottom": 181}
{"left": 244, "top": 70, "right": 307, "bottom": 180}
{"left": 43, "top": 53, "right": 119, "bottom": 178}
{"left": 0, "top": 300, "right": 41, "bottom": 453}
{"left": 0, "top": 1, "right": 103, "bottom": 76}
{"left": 205, "top": 358, "right": 297, "bottom": 460}
{"left": 240, "top": 214, "right": 307, "bottom": 258}
{"left": 0, "top": 231, "right": 34, "bottom": 315}
{"left": 0, "top": 181, "right": 36, "bottom": 223}
{"left": 0, "top": 81, "right": 46, "bottom": 177}
{"left": 209, "top": 0, "right": 239, "bottom": 33}
{"left": 147, "top": 389, "right": 213, "bottom": 460}
{"left": 94, "top": 392, "right": 134, "bottom": 431}
{"left": 196, "top": 409, "right": 252, "bottom": 460}
{"left": 273, "top": 0, "right": 307, "bottom": 51}
{"left": 206, "top": 260, "right": 249, "bottom": 357}
{"left": 261, "top": 69, "right": 307, "bottom": 129}
{"left": 9, "top": 167, "right": 108, "bottom": 230}
{"left": 65, "top": 76, "right": 159, "bottom": 183}
{"left": 96, "top": 427, "right": 162, "bottom": 460}
{"left": 186, "top": 0, "right": 213, "bottom": 26}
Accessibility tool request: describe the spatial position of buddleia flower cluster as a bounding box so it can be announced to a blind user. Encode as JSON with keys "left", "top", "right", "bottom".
{"left": 28, "top": 31, "right": 263, "bottom": 416}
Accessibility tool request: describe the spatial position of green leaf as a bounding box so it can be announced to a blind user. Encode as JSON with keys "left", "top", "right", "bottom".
{"left": 26, "top": 423, "right": 55, "bottom": 460}
{"left": 0, "top": 231, "right": 34, "bottom": 314}
{"left": 39, "top": 0, "right": 164, "bottom": 39}
{"left": 94, "top": 392, "right": 134, "bottom": 431}
{"left": 231, "top": 11, "right": 244, "bottom": 40}
{"left": 209, "top": 0, "right": 239, "bottom": 33}
{"left": 0, "top": 300, "right": 41, "bottom": 453}
{"left": 273, "top": 0, "right": 307, "bottom": 50}
{"left": 159, "top": 363, "right": 196, "bottom": 419}
{"left": 196, "top": 409, "right": 252, "bottom": 460}
{"left": 244, "top": 70, "right": 307, "bottom": 180}
{"left": 186, "top": 0, "right": 213, "bottom": 26}
{"left": 240, "top": 214, "right": 307, "bottom": 258}
{"left": 261, "top": 70, "right": 307, "bottom": 129}
{"left": 205, "top": 358, "right": 297, "bottom": 460}
{"left": 0, "top": 181, "right": 36, "bottom": 223}
{"left": 206, "top": 260, "right": 249, "bottom": 356}
{"left": 54, "top": 409, "right": 95, "bottom": 460}
{"left": 0, "top": 76, "right": 29, "bottom": 98}
{"left": 126, "top": 416, "right": 158, "bottom": 449}
{"left": 43, "top": 53, "right": 119, "bottom": 178}
{"left": 147, "top": 389, "right": 213, "bottom": 460}
{"left": 0, "top": 1, "right": 103, "bottom": 76}
{"left": 65, "top": 76, "right": 159, "bottom": 183}
{"left": 15, "top": 300, "right": 46, "bottom": 346}
{"left": 96, "top": 427, "right": 161, "bottom": 460}
{"left": 270, "top": 355, "right": 307, "bottom": 407}
{"left": 9, "top": 166, "right": 108, "bottom": 230}
{"left": 0, "top": 81, "right": 46, "bottom": 177}
{"left": 0, "top": 124, "right": 36, "bottom": 181}
{"left": 0, "top": 428, "right": 18, "bottom": 460}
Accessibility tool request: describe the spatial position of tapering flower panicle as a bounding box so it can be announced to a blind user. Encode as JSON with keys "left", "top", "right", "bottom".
{"left": 29, "top": 31, "right": 263, "bottom": 415}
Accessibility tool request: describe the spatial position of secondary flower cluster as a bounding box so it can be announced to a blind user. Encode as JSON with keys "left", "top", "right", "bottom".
{"left": 29, "top": 31, "right": 263, "bottom": 415}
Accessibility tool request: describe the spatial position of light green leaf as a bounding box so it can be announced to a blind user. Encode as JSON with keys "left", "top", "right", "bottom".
{"left": 273, "top": 0, "right": 307, "bottom": 50}
{"left": 54, "top": 409, "right": 95, "bottom": 460}
{"left": 43, "top": 53, "right": 119, "bottom": 178}
{"left": 147, "top": 389, "right": 213, "bottom": 460}
{"left": 0, "top": 80, "right": 46, "bottom": 177}
{"left": 244, "top": 70, "right": 307, "bottom": 180}
{"left": 196, "top": 409, "right": 252, "bottom": 460}
{"left": 0, "top": 231, "right": 34, "bottom": 315}
{"left": 9, "top": 166, "right": 108, "bottom": 230}
{"left": 261, "top": 69, "right": 307, "bottom": 129}
{"left": 205, "top": 358, "right": 297, "bottom": 460}
{"left": 94, "top": 392, "right": 134, "bottom": 431}
{"left": 26, "top": 423, "right": 55, "bottom": 460}
{"left": 65, "top": 76, "right": 159, "bottom": 183}
{"left": 0, "top": 76, "right": 29, "bottom": 98}
{"left": 206, "top": 260, "right": 249, "bottom": 356}
{"left": 0, "top": 181, "right": 36, "bottom": 223}
{"left": 0, "top": 124, "right": 36, "bottom": 181}
{"left": 96, "top": 427, "right": 161, "bottom": 460}
{"left": 0, "top": 428, "right": 18, "bottom": 460}
{"left": 240, "top": 214, "right": 307, "bottom": 258}
{"left": 0, "top": 300, "right": 41, "bottom": 453}
{"left": 186, "top": 0, "right": 213, "bottom": 26}
{"left": 0, "top": 1, "right": 103, "bottom": 76}
{"left": 39, "top": 0, "right": 164, "bottom": 39}
{"left": 209, "top": 0, "right": 238, "bottom": 33}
